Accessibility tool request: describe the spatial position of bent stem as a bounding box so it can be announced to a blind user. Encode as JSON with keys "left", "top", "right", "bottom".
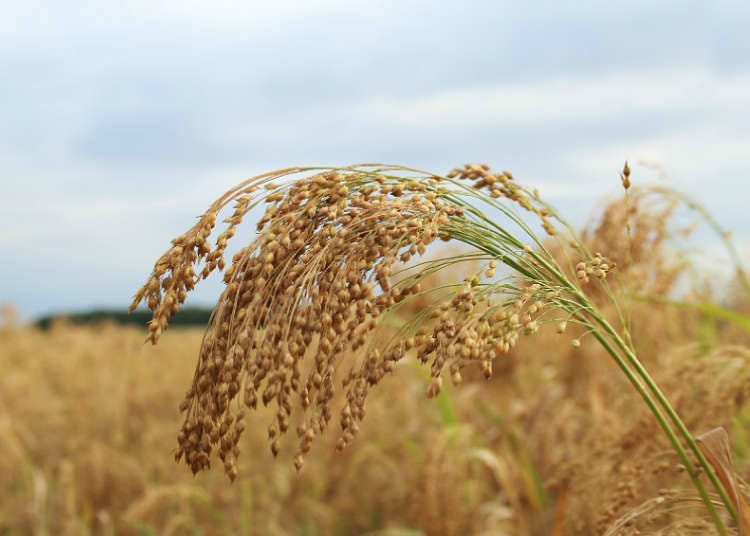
{"left": 445, "top": 188, "right": 737, "bottom": 531}
{"left": 584, "top": 317, "right": 730, "bottom": 535}
{"left": 531, "top": 250, "right": 738, "bottom": 530}
{"left": 590, "top": 307, "right": 739, "bottom": 525}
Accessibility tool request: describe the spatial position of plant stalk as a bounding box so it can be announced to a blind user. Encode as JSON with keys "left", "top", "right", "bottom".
{"left": 584, "top": 323, "right": 729, "bottom": 534}
{"left": 590, "top": 308, "right": 739, "bottom": 524}
{"left": 524, "top": 246, "right": 739, "bottom": 525}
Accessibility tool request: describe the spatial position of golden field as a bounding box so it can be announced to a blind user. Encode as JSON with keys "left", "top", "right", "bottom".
{"left": 1, "top": 296, "right": 749, "bottom": 535}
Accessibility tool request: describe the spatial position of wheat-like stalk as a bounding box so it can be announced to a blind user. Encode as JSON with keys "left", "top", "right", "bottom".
{"left": 132, "top": 163, "right": 737, "bottom": 533}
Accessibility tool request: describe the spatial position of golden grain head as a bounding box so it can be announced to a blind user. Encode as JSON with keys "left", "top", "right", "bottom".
{"left": 130, "top": 164, "right": 583, "bottom": 478}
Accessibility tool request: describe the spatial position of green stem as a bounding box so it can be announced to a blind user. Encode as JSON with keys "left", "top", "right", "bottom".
{"left": 583, "top": 321, "right": 729, "bottom": 534}
{"left": 446, "top": 208, "right": 738, "bottom": 529}
{"left": 589, "top": 308, "right": 739, "bottom": 523}
{"left": 523, "top": 247, "right": 739, "bottom": 525}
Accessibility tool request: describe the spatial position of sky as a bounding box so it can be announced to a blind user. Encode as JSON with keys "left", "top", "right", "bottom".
{"left": 1, "top": 1, "right": 749, "bottom": 319}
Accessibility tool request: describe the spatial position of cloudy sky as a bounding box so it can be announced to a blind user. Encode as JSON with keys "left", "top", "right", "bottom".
{"left": 1, "top": 1, "right": 749, "bottom": 318}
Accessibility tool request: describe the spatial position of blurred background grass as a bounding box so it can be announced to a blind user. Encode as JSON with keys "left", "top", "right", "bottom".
{"left": 2, "top": 256, "right": 749, "bottom": 535}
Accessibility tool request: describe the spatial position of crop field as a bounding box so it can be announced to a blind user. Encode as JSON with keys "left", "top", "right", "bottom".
{"left": 2, "top": 164, "right": 750, "bottom": 535}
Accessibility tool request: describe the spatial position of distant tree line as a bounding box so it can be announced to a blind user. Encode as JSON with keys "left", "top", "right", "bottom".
{"left": 34, "top": 307, "right": 213, "bottom": 330}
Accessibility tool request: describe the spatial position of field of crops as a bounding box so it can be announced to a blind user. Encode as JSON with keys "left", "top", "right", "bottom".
{"left": 2, "top": 166, "right": 750, "bottom": 535}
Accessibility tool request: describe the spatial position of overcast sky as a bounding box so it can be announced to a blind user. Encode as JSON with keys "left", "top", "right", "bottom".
{"left": 1, "top": 1, "right": 749, "bottom": 318}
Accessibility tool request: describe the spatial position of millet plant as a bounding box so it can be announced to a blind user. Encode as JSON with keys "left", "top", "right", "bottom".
{"left": 132, "top": 163, "right": 741, "bottom": 533}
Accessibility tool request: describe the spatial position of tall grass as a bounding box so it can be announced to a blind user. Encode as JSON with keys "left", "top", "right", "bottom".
{"left": 131, "top": 163, "right": 747, "bottom": 533}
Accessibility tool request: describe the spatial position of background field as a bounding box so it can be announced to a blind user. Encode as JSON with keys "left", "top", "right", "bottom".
{"left": 3, "top": 221, "right": 750, "bottom": 535}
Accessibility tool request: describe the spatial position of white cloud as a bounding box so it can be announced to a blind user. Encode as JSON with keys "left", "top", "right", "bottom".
{"left": 565, "top": 124, "right": 750, "bottom": 185}
{"left": 524, "top": 180, "right": 603, "bottom": 200}
{"left": 362, "top": 69, "right": 750, "bottom": 128}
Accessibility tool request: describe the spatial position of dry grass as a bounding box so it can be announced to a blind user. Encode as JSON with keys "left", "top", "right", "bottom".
{"left": 2, "top": 312, "right": 750, "bottom": 533}
{"left": 2, "top": 308, "right": 748, "bottom": 534}
{"left": 0, "top": 321, "right": 524, "bottom": 535}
